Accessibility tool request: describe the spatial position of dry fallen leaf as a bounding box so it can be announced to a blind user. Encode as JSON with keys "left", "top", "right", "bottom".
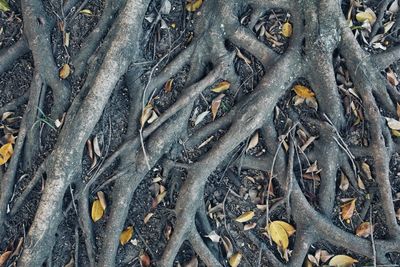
{"left": 361, "top": 162, "right": 373, "bottom": 180}
{"left": 144, "top": 213, "right": 154, "bottom": 224}
{"left": 0, "top": 143, "right": 13, "bottom": 165}
{"left": 268, "top": 221, "right": 289, "bottom": 249}
{"left": 387, "top": 69, "right": 399, "bottom": 87}
{"left": 235, "top": 48, "right": 251, "bottom": 65}
{"left": 152, "top": 191, "right": 167, "bottom": 208}
{"left": 91, "top": 199, "right": 104, "bottom": 222}
{"left": 205, "top": 230, "right": 220, "bottom": 243}
{"left": 246, "top": 132, "right": 259, "bottom": 152}
{"left": 229, "top": 252, "right": 242, "bottom": 267}
{"left": 386, "top": 117, "right": 400, "bottom": 130}
{"left": 96, "top": 191, "right": 107, "bottom": 210}
{"left": 329, "top": 255, "right": 358, "bottom": 267}
{"left": 356, "top": 222, "right": 372, "bottom": 238}
{"left": 59, "top": 64, "right": 71, "bottom": 79}
{"left": 194, "top": 111, "right": 209, "bottom": 126}
{"left": 293, "top": 85, "right": 315, "bottom": 98}
{"left": 340, "top": 198, "right": 356, "bottom": 221}
{"left": 140, "top": 104, "right": 153, "bottom": 127}
{"left": 79, "top": 9, "right": 93, "bottom": 15}
{"left": 221, "top": 235, "right": 233, "bottom": 258}
{"left": 0, "top": 250, "right": 11, "bottom": 266}
{"left": 139, "top": 251, "right": 151, "bottom": 267}
{"left": 211, "top": 94, "right": 225, "bottom": 121}
{"left": 0, "top": 0, "right": 10, "bottom": 12}
{"left": 274, "top": 221, "right": 296, "bottom": 236}
{"left": 339, "top": 172, "right": 349, "bottom": 191}
{"left": 281, "top": 22, "right": 293, "bottom": 37}
{"left": 164, "top": 79, "right": 173, "bottom": 92}
{"left": 356, "top": 8, "right": 376, "bottom": 25}
{"left": 211, "top": 81, "right": 230, "bottom": 93}
{"left": 120, "top": 226, "right": 134, "bottom": 245}
{"left": 235, "top": 211, "right": 255, "bottom": 223}
{"left": 185, "top": 0, "right": 203, "bottom": 12}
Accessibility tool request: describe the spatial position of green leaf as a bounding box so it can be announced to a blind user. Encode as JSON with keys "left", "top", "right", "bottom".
{"left": 0, "top": 0, "right": 10, "bottom": 12}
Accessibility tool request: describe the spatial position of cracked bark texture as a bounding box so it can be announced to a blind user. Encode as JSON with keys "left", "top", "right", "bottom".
{"left": 0, "top": 0, "right": 399, "bottom": 266}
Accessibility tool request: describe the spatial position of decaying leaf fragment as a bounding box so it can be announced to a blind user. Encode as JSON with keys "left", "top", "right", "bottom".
{"left": 228, "top": 252, "right": 242, "bottom": 267}
{"left": 59, "top": 64, "right": 71, "bottom": 79}
{"left": 119, "top": 226, "right": 134, "bottom": 245}
{"left": 329, "top": 254, "right": 358, "bottom": 267}
{"left": 164, "top": 79, "right": 173, "bottom": 92}
{"left": 140, "top": 104, "right": 153, "bottom": 127}
{"left": 91, "top": 199, "right": 104, "bottom": 222}
{"left": 221, "top": 235, "right": 233, "bottom": 258}
{"left": 246, "top": 132, "right": 259, "bottom": 152}
{"left": 339, "top": 172, "right": 349, "bottom": 191}
{"left": 139, "top": 251, "right": 151, "bottom": 267}
{"left": 211, "top": 81, "right": 230, "bottom": 93}
{"left": 356, "top": 222, "right": 372, "bottom": 237}
{"left": 211, "top": 94, "right": 225, "bottom": 121}
{"left": 185, "top": 0, "right": 203, "bottom": 12}
{"left": 281, "top": 22, "right": 293, "bottom": 37}
{"left": 385, "top": 117, "right": 400, "bottom": 130}
{"left": 340, "top": 198, "right": 356, "bottom": 221}
{"left": 234, "top": 211, "right": 255, "bottom": 223}
{"left": 355, "top": 8, "right": 376, "bottom": 25}
{"left": 0, "top": 143, "right": 13, "bottom": 165}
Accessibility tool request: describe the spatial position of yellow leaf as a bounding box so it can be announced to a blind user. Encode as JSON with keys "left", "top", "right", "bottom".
{"left": 79, "top": 9, "right": 93, "bottom": 15}
{"left": 140, "top": 104, "right": 153, "bottom": 127}
{"left": 91, "top": 199, "right": 104, "bottom": 222}
{"left": 59, "top": 64, "right": 71, "bottom": 79}
{"left": 164, "top": 79, "right": 173, "bottom": 92}
{"left": 119, "top": 226, "right": 134, "bottom": 245}
{"left": 229, "top": 252, "right": 242, "bottom": 267}
{"left": 235, "top": 211, "right": 255, "bottom": 223}
{"left": 211, "top": 94, "right": 225, "bottom": 121}
{"left": 281, "top": 22, "right": 292, "bottom": 37}
{"left": 329, "top": 255, "right": 358, "bottom": 267}
{"left": 356, "top": 222, "right": 372, "bottom": 238}
{"left": 340, "top": 199, "right": 356, "bottom": 221}
{"left": 211, "top": 81, "right": 230, "bottom": 93}
{"left": 185, "top": 0, "right": 203, "bottom": 12}
{"left": 293, "top": 85, "right": 315, "bottom": 99}
{"left": 356, "top": 8, "right": 376, "bottom": 25}
{"left": 392, "top": 129, "right": 400, "bottom": 137}
{"left": 274, "top": 221, "right": 296, "bottom": 237}
{"left": 0, "top": 0, "right": 10, "bottom": 12}
{"left": 268, "top": 221, "right": 289, "bottom": 249}
{"left": 0, "top": 143, "right": 13, "bottom": 165}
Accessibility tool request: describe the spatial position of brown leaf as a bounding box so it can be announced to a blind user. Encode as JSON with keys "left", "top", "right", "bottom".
{"left": 119, "top": 226, "right": 134, "bottom": 245}
{"left": 140, "top": 104, "right": 153, "bottom": 127}
{"left": 397, "top": 103, "right": 400, "bottom": 119}
{"left": 356, "top": 222, "right": 372, "bottom": 238}
{"left": 357, "top": 176, "right": 366, "bottom": 190}
{"left": 164, "top": 79, "right": 173, "bottom": 92}
{"left": 387, "top": 69, "right": 399, "bottom": 87}
{"left": 91, "top": 199, "right": 104, "bottom": 222}
{"left": 211, "top": 81, "right": 230, "bottom": 93}
{"left": 152, "top": 191, "right": 167, "bottom": 208}
{"left": 340, "top": 198, "right": 356, "bottom": 221}
{"left": 59, "top": 64, "right": 71, "bottom": 79}
{"left": 211, "top": 94, "right": 225, "bottom": 121}
{"left": 0, "top": 250, "right": 11, "bottom": 266}
{"left": 140, "top": 251, "right": 151, "bottom": 267}
{"left": 361, "top": 162, "right": 373, "bottom": 180}
{"left": 229, "top": 253, "right": 242, "bottom": 267}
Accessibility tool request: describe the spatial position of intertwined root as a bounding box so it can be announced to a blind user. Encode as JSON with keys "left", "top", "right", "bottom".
{"left": 0, "top": 0, "right": 400, "bottom": 266}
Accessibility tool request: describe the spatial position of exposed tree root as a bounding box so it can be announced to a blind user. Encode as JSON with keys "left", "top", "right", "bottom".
{"left": 1, "top": 0, "right": 400, "bottom": 266}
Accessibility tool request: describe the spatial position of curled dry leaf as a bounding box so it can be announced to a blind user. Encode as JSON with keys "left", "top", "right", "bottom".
{"left": 246, "top": 132, "right": 259, "bottom": 152}
{"left": 0, "top": 250, "right": 11, "bottom": 266}
{"left": 164, "top": 79, "right": 173, "bottom": 92}
{"left": 356, "top": 222, "right": 372, "bottom": 237}
{"left": 267, "top": 221, "right": 289, "bottom": 249}
{"left": 185, "top": 0, "right": 203, "bottom": 12}
{"left": 79, "top": 9, "right": 93, "bottom": 15}
{"left": 221, "top": 235, "right": 233, "bottom": 258}
{"left": 211, "top": 81, "right": 230, "bottom": 93}
{"left": 234, "top": 211, "right": 255, "bottom": 223}
{"left": 144, "top": 212, "right": 154, "bottom": 224}
{"left": 229, "top": 252, "right": 242, "bottom": 267}
{"left": 96, "top": 191, "right": 107, "bottom": 210}
{"left": 211, "top": 94, "right": 225, "bottom": 121}
{"left": 0, "top": 0, "right": 10, "bottom": 12}
{"left": 140, "top": 104, "right": 153, "bottom": 127}
{"left": 59, "top": 64, "right": 71, "bottom": 79}
{"left": 0, "top": 143, "right": 13, "bottom": 165}
{"left": 119, "top": 226, "right": 134, "bottom": 245}
{"left": 293, "top": 85, "right": 315, "bottom": 98}
{"left": 361, "top": 162, "right": 373, "bottom": 180}
{"left": 340, "top": 198, "right": 356, "bottom": 221}
{"left": 329, "top": 255, "right": 358, "bottom": 267}
{"left": 91, "top": 199, "right": 104, "bottom": 222}
{"left": 281, "top": 22, "right": 293, "bottom": 37}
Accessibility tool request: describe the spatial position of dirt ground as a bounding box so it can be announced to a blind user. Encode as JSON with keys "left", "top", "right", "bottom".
{"left": 0, "top": 0, "right": 400, "bottom": 266}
